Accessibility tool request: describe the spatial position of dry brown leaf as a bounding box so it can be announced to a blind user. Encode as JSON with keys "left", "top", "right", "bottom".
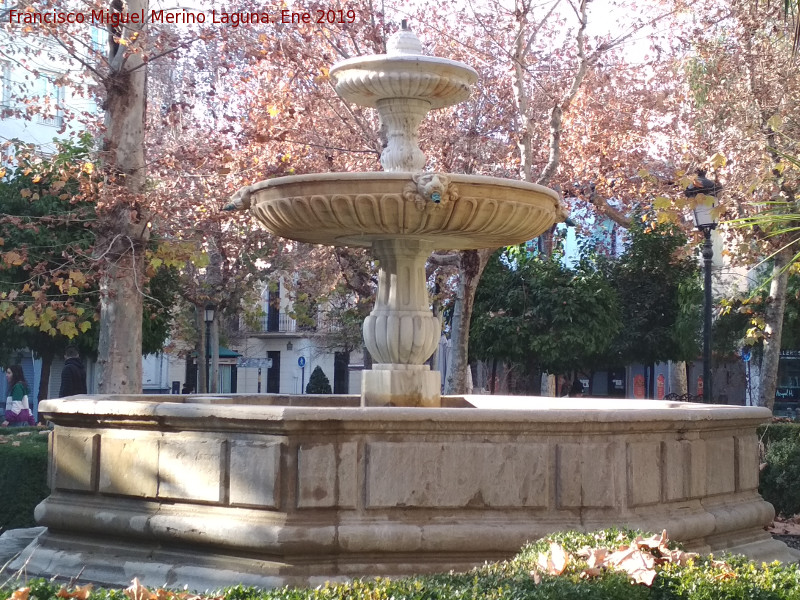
{"left": 767, "top": 519, "right": 800, "bottom": 535}
{"left": 57, "top": 584, "right": 93, "bottom": 600}
{"left": 11, "top": 588, "right": 30, "bottom": 600}
{"left": 534, "top": 542, "right": 571, "bottom": 576}
{"left": 73, "top": 584, "right": 94, "bottom": 600}
{"left": 665, "top": 549, "right": 698, "bottom": 566}
{"left": 580, "top": 566, "right": 604, "bottom": 579}
{"left": 584, "top": 546, "right": 609, "bottom": 568}
{"left": 639, "top": 530, "right": 670, "bottom": 553}
{"left": 549, "top": 542, "right": 569, "bottom": 574}
{"left": 125, "top": 578, "right": 155, "bottom": 600}
{"left": 606, "top": 547, "right": 658, "bottom": 586}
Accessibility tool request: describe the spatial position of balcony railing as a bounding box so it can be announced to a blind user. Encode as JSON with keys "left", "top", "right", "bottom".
{"left": 243, "top": 310, "right": 346, "bottom": 335}
{"left": 253, "top": 311, "right": 297, "bottom": 334}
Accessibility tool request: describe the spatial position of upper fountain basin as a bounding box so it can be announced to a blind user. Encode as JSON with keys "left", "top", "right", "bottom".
{"left": 329, "top": 55, "right": 479, "bottom": 109}
{"left": 243, "top": 171, "right": 562, "bottom": 250}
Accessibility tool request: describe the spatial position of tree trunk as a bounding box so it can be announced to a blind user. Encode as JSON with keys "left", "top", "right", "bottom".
{"left": 758, "top": 248, "right": 791, "bottom": 411}
{"left": 96, "top": 0, "right": 149, "bottom": 393}
{"left": 445, "top": 249, "right": 491, "bottom": 394}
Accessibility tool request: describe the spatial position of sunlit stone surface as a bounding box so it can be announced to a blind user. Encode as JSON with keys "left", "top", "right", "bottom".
{"left": 14, "top": 395, "right": 795, "bottom": 589}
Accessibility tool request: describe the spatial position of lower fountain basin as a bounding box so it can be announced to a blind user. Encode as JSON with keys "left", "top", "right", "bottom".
{"left": 16, "top": 395, "right": 795, "bottom": 590}
{"left": 244, "top": 172, "right": 561, "bottom": 249}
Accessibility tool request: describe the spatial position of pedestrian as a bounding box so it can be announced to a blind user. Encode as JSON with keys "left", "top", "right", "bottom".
{"left": 59, "top": 345, "right": 87, "bottom": 397}
{"left": 3, "top": 365, "right": 35, "bottom": 427}
{"left": 568, "top": 379, "right": 585, "bottom": 397}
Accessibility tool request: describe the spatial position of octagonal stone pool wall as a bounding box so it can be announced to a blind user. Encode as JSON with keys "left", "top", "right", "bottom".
{"left": 14, "top": 394, "right": 796, "bottom": 589}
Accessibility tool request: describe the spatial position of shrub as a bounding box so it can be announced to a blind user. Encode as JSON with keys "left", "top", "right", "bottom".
{"left": 305, "top": 366, "right": 332, "bottom": 394}
{"left": 0, "top": 428, "right": 49, "bottom": 530}
{"left": 760, "top": 434, "right": 800, "bottom": 517}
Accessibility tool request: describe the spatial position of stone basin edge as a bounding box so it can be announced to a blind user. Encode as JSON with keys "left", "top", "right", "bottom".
{"left": 246, "top": 171, "right": 561, "bottom": 204}
{"left": 39, "top": 395, "right": 772, "bottom": 427}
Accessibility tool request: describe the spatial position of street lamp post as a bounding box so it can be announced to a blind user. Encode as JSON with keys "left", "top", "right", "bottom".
{"left": 685, "top": 171, "right": 720, "bottom": 403}
{"left": 204, "top": 303, "right": 215, "bottom": 394}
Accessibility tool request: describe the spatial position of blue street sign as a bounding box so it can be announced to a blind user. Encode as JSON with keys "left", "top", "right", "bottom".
{"left": 298, "top": 356, "right": 306, "bottom": 368}
{"left": 741, "top": 347, "right": 752, "bottom": 362}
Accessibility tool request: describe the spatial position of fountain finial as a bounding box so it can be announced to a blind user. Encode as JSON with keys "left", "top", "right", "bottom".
{"left": 387, "top": 21, "right": 423, "bottom": 56}
{"left": 329, "top": 20, "right": 477, "bottom": 171}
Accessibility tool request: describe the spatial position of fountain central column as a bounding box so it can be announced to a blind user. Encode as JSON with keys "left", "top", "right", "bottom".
{"left": 326, "top": 22, "right": 478, "bottom": 406}
{"left": 362, "top": 238, "right": 441, "bottom": 406}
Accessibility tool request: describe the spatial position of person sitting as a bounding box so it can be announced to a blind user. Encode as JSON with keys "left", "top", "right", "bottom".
{"left": 568, "top": 379, "right": 585, "bottom": 397}
{"left": 3, "top": 365, "right": 36, "bottom": 427}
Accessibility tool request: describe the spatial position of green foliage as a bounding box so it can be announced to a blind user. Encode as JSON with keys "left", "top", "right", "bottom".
{"left": 0, "top": 137, "right": 180, "bottom": 360}
{"left": 716, "top": 273, "right": 800, "bottom": 356}
{"left": 142, "top": 265, "right": 181, "bottom": 355}
{"left": 599, "top": 218, "right": 702, "bottom": 367}
{"left": 305, "top": 365, "right": 332, "bottom": 394}
{"left": 760, "top": 435, "right": 800, "bottom": 517}
{"left": 0, "top": 429, "right": 49, "bottom": 530}
{"left": 470, "top": 220, "right": 700, "bottom": 378}
{"left": 0, "top": 136, "right": 97, "bottom": 351}
{"left": 470, "top": 249, "right": 620, "bottom": 376}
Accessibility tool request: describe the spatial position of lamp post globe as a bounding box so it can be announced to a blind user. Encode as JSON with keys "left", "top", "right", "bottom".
{"left": 685, "top": 171, "right": 720, "bottom": 403}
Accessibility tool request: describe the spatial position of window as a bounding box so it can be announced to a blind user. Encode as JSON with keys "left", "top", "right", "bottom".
{"left": 34, "top": 73, "right": 64, "bottom": 127}
{"left": 90, "top": 27, "right": 107, "bottom": 55}
{"left": 777, "top": 354, "right": 800, "bottom": 401}
{"left": 0, "top": 62, "right": 11, "bottom": 111}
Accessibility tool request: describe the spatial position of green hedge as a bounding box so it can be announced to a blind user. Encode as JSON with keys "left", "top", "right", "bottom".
{"left": 0, "top": 428, "right": 49, "bottom": 531}
{"left": 1, "top": 530, "right": 799, "bottom": 600}
{"left": 759, "top": 421, "right": 800, "bottom": 517}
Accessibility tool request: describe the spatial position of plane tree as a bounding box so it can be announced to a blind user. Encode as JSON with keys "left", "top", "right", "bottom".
{"left": 0, "top": 136, "right": 179, "bottom": 397}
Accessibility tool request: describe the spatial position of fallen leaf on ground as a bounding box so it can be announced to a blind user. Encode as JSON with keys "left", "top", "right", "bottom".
{"left": 11, "top": 588, "right": 30, "bottom": 600}
{"left": 606, "top": 546, "right": 658, "bottom": 586}
{"left": 767, "top": 519, "right": 800, "bottom": 535}
{"left": 536, "top": 542, "right": 570, "bottom": 575}
{"left": 125, "top": 579, "right": 155, "bottom": 600}
{"left": 57, "top": 584, "right": 93, "bottom": 599}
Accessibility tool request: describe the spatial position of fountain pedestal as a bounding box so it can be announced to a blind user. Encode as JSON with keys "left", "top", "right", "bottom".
{"left": 362, "top": 239, "right": 440, "bottom": 406}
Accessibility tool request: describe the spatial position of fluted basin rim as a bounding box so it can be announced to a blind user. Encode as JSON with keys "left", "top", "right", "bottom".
{"left": 329, "top": 55, "right": 479, "bottom": 108}
{"left": 246, "top": 171, "right": 559, "bottom": 198}
{"left": 243, "top": 171, "right": 562, "bottom": 250}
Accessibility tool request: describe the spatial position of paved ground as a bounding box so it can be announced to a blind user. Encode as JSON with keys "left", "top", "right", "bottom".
{"left": 0, "top": 528, "right": 45, "bottom": 575}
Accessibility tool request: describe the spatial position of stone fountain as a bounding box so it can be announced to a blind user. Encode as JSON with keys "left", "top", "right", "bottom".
{"left": 14, "top": 24, "right": 797, "bottom": 591}
{"left": 229, "top": 22, "right": 561, "bottom": 407}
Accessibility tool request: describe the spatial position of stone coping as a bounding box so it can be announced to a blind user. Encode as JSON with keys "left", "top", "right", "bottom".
{"left": 39, "top": 395, "right": 771, "bottom": 427}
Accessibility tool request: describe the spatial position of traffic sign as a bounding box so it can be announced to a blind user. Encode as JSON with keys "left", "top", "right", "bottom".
{"left": 298, "top": 356, "right": 306, "bottom": 368}
{"left": 238, "top": 357, "right": 272, "bottom": 368}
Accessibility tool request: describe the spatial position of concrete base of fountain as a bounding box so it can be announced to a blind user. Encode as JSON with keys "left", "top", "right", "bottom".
{"left": 14, "top": 394, "right": 797, "bottom": 590}
{"left": 362, "top": 365, "right": 441, "bottom": 406}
